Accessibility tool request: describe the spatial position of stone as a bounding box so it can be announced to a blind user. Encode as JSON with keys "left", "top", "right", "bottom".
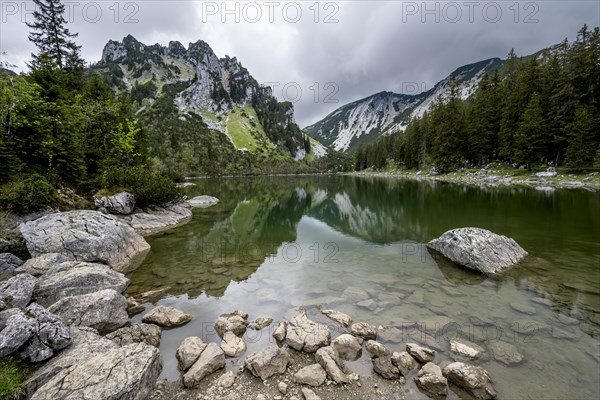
{"left": 183, "top": 343, "right": 225, "bottom": 387}
{"left": 273, "top": 322, "right": 287, "bottom": 341}
{"left": 350, "top": 322, "right": 377, "bottom": 340}
{"left": 0, "top": 253, "right": 23, "bottom": 280}
{"left": 33, "top": 262, "right": 129, "bottom": 307}
{"left": 25, "top": 327, "right": 118, "bottom": 396}
{"left": 331, "top": 334, "right": 362, "bottom": 361}
{"left": 443, "top": 362, "right": 497, "bottom": 399}
{"left": 105, "top": 323, "right": 162, "bottom": 348}
{"left": 294, "top": 363, "right": 327, "bottom": 387}
{"left": 188, "top": 195, "right": 219, "bottom": 208}
{"left": 214, "top": 310, "right": 249, "bottom": 338}
{"left": 285, "top": 310, "right": 331, "bottom": 353}
{"left": 301, "top": 388, "right": 321, "bottom": 400}
{"left": 415, "top": 362, "right": 447, "bottom": 400}
{"left": 244, "top": 346, "right": 290, "bottom": 381}
{"left": 220, "top": 331, "right": 246, "bottom": 357}
{"left": 406, "top": 343, "right": 436, "bottom": 363}
{"left": 21, "top": 303, "right": 72, "bottom": 362}
{"left": 0, "top": 310, "right": 38, "bottom": 357}
{"left": 427, "top": 227, "right": 528, "bottom": 274}
{"left": 142, "top": 306, "right": 192, "bottom": 327}
{"left": 15, "top": 253, "right": 69, "bottom": 277}
{"left": 366, "top": 340, "right": 390, "bottom": 358}
{"left": 372, "top": 356, "right": 400, "bottom": 380}
{"left": 487, "top": 340, "right": 524, "bottom": 366}
{"left": 509, "top": 302, "right": 537, "bottom": 315}
{"left": 315, "top": 346, "right": 348, "bottom": 384}
{"left": 94, "top": 192, "right": 136, "bottom": 215}
{"left": 342, "top": 286, "right": 370, "bottom": 302}
{"left": 176, "top": 337, "right": 207, "bottom": 371}
{"left": 0, "top": 308, "right": 20, "bottom": 330}
{"left": 0, "top": 273, "right": 36, "bottom": 309}
{"left": 127, "top": 297, "right": 145, "bottom": 316}
{"left": 116, "top": 204, "right": 192, "bottom": 237}
{"left": 320, "top": 309, "right": 352, "bottom": 327}
{"left": 278, "top": 381, "right": 288, "bottom": 394}
{"left": 450, "top": 339, "right": 486, "bottom": 360}
{"left": 248, "top": 317, "right": 273, "bottom": 330}
{"left": 557, "top": 314, "right": 580, "bottom": 326}
{"left": 48, "top": 289, "right": 128, "bottom": 334}
{"left": 217, "top": 371, "right": 236, "bottom": 388}
{"left": 30, "top": 343, "right": 161, "bottom": 400}
{"left": 20, "top": 211, "right": 150, "bottom": 273}
{"left": 535, "top": 167, "right": 557, "bottom": 178}
{"left": 391, "top": 351, "right": 418, "bottom": 376}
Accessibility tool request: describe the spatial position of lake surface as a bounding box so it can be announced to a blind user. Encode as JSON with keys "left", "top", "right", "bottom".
{"left": 127, "top": 176, "right": 600, "bottom": 399}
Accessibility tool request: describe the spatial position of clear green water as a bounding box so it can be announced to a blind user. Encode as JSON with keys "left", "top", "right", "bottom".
{"left": 128, "top": 176, "right": 600, "bottom": 399}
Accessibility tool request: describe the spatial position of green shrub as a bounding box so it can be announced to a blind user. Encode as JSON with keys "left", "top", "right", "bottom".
{"left": 0, "top": 174, "right": 59, "bottom": 214}
{"left": 0, "top": 357, "right": 27, "bottom": 399}
{"left": 100, "top": 166, "right": 182, "bottom": 207}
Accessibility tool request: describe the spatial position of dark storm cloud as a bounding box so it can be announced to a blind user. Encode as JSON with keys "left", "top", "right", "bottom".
{"left": 2, "top": 1, "right": 598, "bottom": 126}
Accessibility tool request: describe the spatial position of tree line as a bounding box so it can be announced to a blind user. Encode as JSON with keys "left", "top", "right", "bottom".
{"left": 355, "top": 25, "right": 600, "bottom": 172}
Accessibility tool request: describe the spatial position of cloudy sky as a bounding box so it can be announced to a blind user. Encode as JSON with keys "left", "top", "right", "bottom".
{"left": 1, "top": 1, "right": 598, "bottom": 126}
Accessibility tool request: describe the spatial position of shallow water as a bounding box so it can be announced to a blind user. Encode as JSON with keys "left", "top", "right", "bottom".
{"left": 128, "top": 176, "right": 600, "bottom": 399}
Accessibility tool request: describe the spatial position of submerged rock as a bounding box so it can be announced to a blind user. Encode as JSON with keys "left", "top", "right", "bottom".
{"left": 245, "top": 346, "right": 290, "bottom": 381}
{"left": 20, "top": 211, "right": 150, "bottom": 273}
{"left": 142, "top": 306, "right": 192, "bottom": 327}
{"left": 487, "top": 340, "right": 524, "bottom": 366}
{"left": 443, "top": 362, "right": 497, "bottom": 399}
{"left": 427, "top": 227, "right": 527, "bottom": 274}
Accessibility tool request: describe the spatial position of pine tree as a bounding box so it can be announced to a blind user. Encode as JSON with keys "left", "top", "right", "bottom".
{"left": 513, "top": 93, "right": 545, "bottom": 168}
{"left": 27, "top": 0, "right": 83, "bottom": 70}
{"left": 565, "top": 105, "right": 599, "bottom": 167}
{"left": 498, "top": 49, "right": 521, "bottom": 161}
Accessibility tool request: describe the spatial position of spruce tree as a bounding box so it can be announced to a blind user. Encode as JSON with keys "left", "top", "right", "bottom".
{"left": 514, "top": 93, "right": 545, "bottom": 168}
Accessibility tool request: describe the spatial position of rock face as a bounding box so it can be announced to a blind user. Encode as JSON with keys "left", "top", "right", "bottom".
{"left": 294, "top": 363, "right": 327, "bottom": 387}
{"left": 31, "top": 342, "right": 162, "bottom": 400}
{"left": 321, "top": 309, "right": 352, "bottom": 327}
{"left": 106, "top": 323, "right": 162, "bottom": 348}
{"left": 285, "top": 311, "right": 331, "bottom": 353}
{"left": 415, "top": 362, "right": 448, "bottom": 400}
{"left": 487, "top": 340, "right": 524, "bottom": 365}
{"left": 95, "top": 192, "right": 136, "bottom": 215}
{"left": 48, "top": 289, "right": 128, "bottom": 334}
{"left": 176, "top": 337, "right": 207, "bottom": 371}
{"left": 315, "top": 346, "right": 348, "bottom": 384}
{"left": 331, "top": 334, "right": 362, "bottom": 361}
{"left": 142, "top": 306, "right": 192, "bottom": 327}
{"left": 214, "top": 310, "right": 249, "bottom": 338}
{"left": 33, "top": 262, "right": 129, "bottom": 307}
{"left": 0, "top": 253, "right": 23, "bottom": 280}
{"left": 116, "top": 204, "right": 192, "bottom": 237}
{"left": 407, "top": 343, "right": 436, "bottom": 363}
{"left": 244, "top": 346, "right": 290, "bottom": 381}
{"left": 391, "top": 351, "right": 418, "bottom": 376}
{"left": 20, "top": 211, "right": 150, "bottom": 273}
{"left": 0, "top": 273, "right": 36, "bottom": 309}
{"left": 188, "top": 195, "right": 219, "bottom": 208}
{"left": 220, "top": 331, "right": 246, "bottom": 357}
{"left": 427, "top": 227, "right": 527, "bottom": 274}
{"left": 350, "top": 322, "right": 377, "bottom": 340}
{"left": 183, "top": 343, "right": 226, "bottom": 387}
{"left": 15, "top": 253, "right": 69, "bottom": 277}
{"left": 443, "top": 362, "right": 497, "bottom": 399}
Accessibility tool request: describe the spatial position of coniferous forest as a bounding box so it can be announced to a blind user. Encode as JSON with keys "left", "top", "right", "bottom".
{"left": 355, "top": 25, "right": 600, "bottom": 172}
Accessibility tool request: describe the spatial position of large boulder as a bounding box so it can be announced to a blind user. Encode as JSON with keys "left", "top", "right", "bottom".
{"left": 15, "top": 253, "right": 69, "bottom": 277}
{"left": 0, "top": 273, "right": 36, "bottom": 309}
{"left": 105, "top": 323, "right": 162, "bottom": 348}
{"left": 20, "top": 211, "right": 150, "bottom": 273}
{"left": 0, "top": 253, "right": 23, "bottom": 280}
{"left": 31, "top": 342, "right": 162, "bottom": 400}
{"left": 415, "top": 362, "right": 447, "bottom": 400}
{"left": 141, "top": 306, "right": 192, "bottom": 328}
{"left": 285, "top": 310, "right": 331, "bottom": 353}
{"left": 442, "top": 362, "right": 497, "bottom": 400}
{"left": 94, "top": 192, "right": 136, "bottom": 215}
{"left": 116, "top": 204, "right": 192, "bottom": 237}
{"left": 26, "top": 327, "right": 118, "bottom": 396}
{"left": 48, "top": 289, "right": 128, "bottom": 334}
{"left": 183, "top": 343, "right": 225, "bottom": 387}
{"left": 427, "top": 227, "right": 527, "bottom": 274}
{"left": 188, "top": 195, "right": 219, "bottom": 209}
{"left": 244, "top": 346, "right": 290, "bottom": 381}
{"left": 33, "top": 262, "right": 129, "bottom": 307}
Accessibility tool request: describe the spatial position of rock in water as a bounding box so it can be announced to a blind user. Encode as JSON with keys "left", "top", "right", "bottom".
{"left": 30, "top": 343, "right": 162, "bottom": 400}
{"left": 188, "top": 195, "right": 219, "bottom": 208}
{"left": 20, "top": 211, "right": 150, "bottom": 273}
{"left": 115, "top": 204, "right": 192, "bottom": 237}
{"left": 331, "top": 334, "right": 362, "bottom": 361}
{"left": 214, "top": 310, "right": 249, "bottom": 338}
{"left": 427, "top": 227, "right": 527, "bottom": 274}
{"left": 415, "top": 362, "right": 448, "bottom": 400}
{"left": 183, "top": 343, "right": 226, "bottom": 387}
{"left": 442, "top": 362, "right": 497, "bottom": 400}
{"left": 285, "top": 310, "right": 331, "bottom": 353}
{"left": 320, "top": 309, "right": 353, "bottom": 327}
{"left": 244, "top": 346, "right": 290, "bottom": 381}
{"left": 391, "top": 351, "right": 418, "bottom": 376}
{"left": 406, "top": 343, "right": 436, "bottom": 363}
{"left": 94, "top": 192, "right": 136, "bottom": 215}
{"left": 487, "top": 340, "right": 524, "bottom": 366}
{"left": 350, "top": 322, "right": 377, "bottom": 340}
{"left": 142, "top": 306, "right": 192, "bottom": 327}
